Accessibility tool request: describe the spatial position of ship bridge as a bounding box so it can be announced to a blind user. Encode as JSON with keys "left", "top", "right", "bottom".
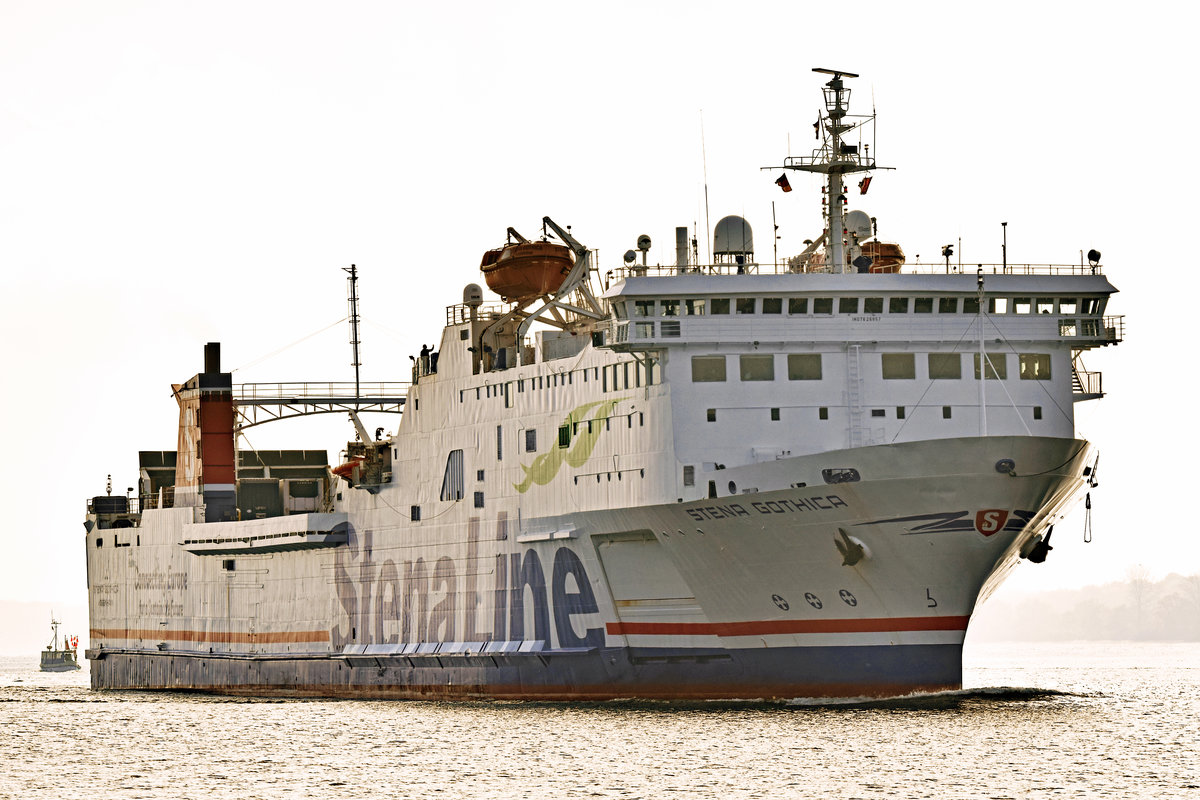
{"left": 232, "top": 381, "right": 408, "bottom": 429}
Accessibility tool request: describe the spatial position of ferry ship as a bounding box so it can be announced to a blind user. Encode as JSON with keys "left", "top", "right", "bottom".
{"left": 84, "top": 69, "right": 1121, "bottom": 699}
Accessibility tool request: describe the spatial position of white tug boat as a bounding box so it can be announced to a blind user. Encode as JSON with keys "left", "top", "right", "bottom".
{"left": 85, "top": 69, "right": 1121, "bottom": 699}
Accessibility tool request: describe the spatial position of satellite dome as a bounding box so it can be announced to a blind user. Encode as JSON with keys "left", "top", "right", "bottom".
{"left": 844, "top": 210, "right": 872, "bottom": 241}
{"left": 713, "top": 216, "right": 753, "bottom": 256}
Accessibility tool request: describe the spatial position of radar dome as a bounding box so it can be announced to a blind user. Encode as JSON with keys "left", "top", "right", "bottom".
{"left": 844, "top": 210, "right": 872, "bottom": 241}
{"left": 463, "top": 283, "right": 484, "bottom": 307}
{"left": 713, "top": 216, "right": 753, "bottom": 256}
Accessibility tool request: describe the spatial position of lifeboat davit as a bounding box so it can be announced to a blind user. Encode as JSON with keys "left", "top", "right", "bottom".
{"left": 480, "top": 241, "right": 573, "bottom": 302}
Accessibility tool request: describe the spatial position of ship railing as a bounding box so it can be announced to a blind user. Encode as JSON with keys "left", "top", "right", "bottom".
{"left": 606, "top": 261, "right": 1106, "bottom": 280}
{"left": 1073, "top": 369, "right": 1104, "bottom": 396}
{"left": 446, "top": 303, "right": 510, "bottom": 325}
{"left": 234, "top": 382, "right": 409, "bottom": 402}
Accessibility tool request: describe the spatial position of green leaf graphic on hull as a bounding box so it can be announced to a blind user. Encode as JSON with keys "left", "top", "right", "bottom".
{"left": 514, "top": 399, "right": 625, "bottom": 493}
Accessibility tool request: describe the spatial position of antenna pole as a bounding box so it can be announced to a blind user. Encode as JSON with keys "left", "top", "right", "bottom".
{"left": 344, "top": 264, "right": 361, "bottom": 399}
{"left": 977, "top": 267, "right": 987, "bottom": 436}
{"left": 1001, "top": 222, "right": 1008, "bottom": 273}
{"left": 701, "top": 111, "right": 711, "bottom": 267}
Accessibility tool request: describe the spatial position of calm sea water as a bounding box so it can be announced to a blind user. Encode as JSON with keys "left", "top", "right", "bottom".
{"left": 2, "top": 642, "right": 1197, "bottom": 799}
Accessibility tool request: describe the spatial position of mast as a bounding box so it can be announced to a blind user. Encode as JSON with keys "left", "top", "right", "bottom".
{"left": 769, "top": 68, "right": 883, "bottom": 273}
{"left": 344, "top": 264, "right": 361, "bottom": 399}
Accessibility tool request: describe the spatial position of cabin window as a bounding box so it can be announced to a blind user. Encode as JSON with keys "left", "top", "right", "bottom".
{"left": 474, "top": 491, "right": 485, "bottom": 509}
{"left": 882, "top": 353, "right": 916, "bottom": 379}
{"left": 497, "top": 425, "right": 503, "bottom": 460}
{"left": 634, "top": 300, "right": 655, "bottom": 317}
{"left": 736, "top": 298, "right": 756, "bottom": 314}
{"left": 890, "top": 297, "right": 909, "bottom": 313}
{"left": 938, "top": 298, "right": 958, "bottom": 313}
{"left": 739, "top": 355, "right": 774, "bottom": 381}
{"left": 943, "top": 406, "right": 952, "bottom": 419}
{"left": 864, "top": 297, "right": 884, "bottom": 314}
{"left": 819, "top": 407, "right": 829, "bottom": 420}
{"left": 1081, "top": 298, "right": 1101, "bottom": 314}
{"left": 1014, "top": 297, "right": 1032, "bottom": 314}
{"left": 635, "top": 322, "right": 654, "bottom": 339}
{"left": 525, "top": 429, "right": 537, "bottom": 453}
{"left": 706, "top": 408, "right": 717, "bottom": 422}
{"left": 838, "top": 297, "right": 859, "bottom": 314}
{"left": 1034, "top": 406, "right": 1043, "bottom": 420}
{"left": 914, "top": 297, "right": 934, "bottom": 313}
{"left": 896, "top": 406, "right": 906, "bottom": 419}
{"left": 223, "top": 559, "right": 235, "bottom": 571}
{"left": 1059, "top": 299, "right": 1078, "bottom": 314}
{"left": 1059, "top": 319, "right": 1078, "bottom": 336}
{"left": 661, "top": 300, "right": 680, "bottom": 316}
{"left": 871, "top": 409, "right": 885, "bottom": 417}
{"left": 963, "top": 297, "right": 980, "bottom": 314}
{"left": 928, "top": 353, "right": 962, "bottom": 379}
{"left": 787, "top": 354, "right": 822, "bottom": 380}
{"left": 612, "top": 301, "right": 627, "bottom": 319}
{"left": 710, "top": 298, "right": 730, "bottom": 314}
{"left": 788, "top": 297, "right": 808, "bottom": 314}
{"left": 558, "top": 425, "right": 571, "bottom": 448}
{"left": 685, "top": 299, "right": 706, "bottom": 315}
{"left": 660, "top": 320, "right": 681, "bottom": 337}
{"left": 95, "top": 537, "right": 102, "bottom": 548}
{"left": 813, "top": 297, "right": 833, "bottom": 314}
{"left": 1036, "top": 298, "right": 1055, "bottom": 314}
{"left": 439, "top": 450, "right": 464, "bottom": 501}
{"left": 974, "top": 353, "right": 1008, "bottom": 380}
{"left": 411, "top": 505, "right": 421, "bottom": 521}
{"left": 989, "top": 298, "right": 1009, "bottom": 314}
{"left": 683, "top": 465, "right": 695, "bottom": 486}
{"left": 770, "top": 408, "right": 780, "bottom": 421}
{"left": 762, "top": 298, "right": 783, "bottom": 314}
{"left": 1019, "top": 353, "right": 1052, "bottom": 380}
{"left": 691, "top": 356, "right": 727, "bottom": 382}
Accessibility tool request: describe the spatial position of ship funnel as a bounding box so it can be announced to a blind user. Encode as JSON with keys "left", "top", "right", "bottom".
{"left": 204, "top": 342, "right": 221, "bottom": 373}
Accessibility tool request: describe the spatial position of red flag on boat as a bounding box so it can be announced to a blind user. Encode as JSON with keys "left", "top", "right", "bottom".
{"left": 775, "top": 174, "right": 792, "bottom": 193}
{"left": 858, "top": 176, "right": 872, "bottom": 195}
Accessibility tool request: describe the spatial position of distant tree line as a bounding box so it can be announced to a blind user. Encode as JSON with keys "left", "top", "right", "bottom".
{"left": 969, "top": 571, "right": 1200, "bottom": 642}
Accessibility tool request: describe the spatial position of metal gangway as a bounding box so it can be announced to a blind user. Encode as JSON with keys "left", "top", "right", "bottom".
{"left": 233, "top": 381, "right": 408, "bottom": 429}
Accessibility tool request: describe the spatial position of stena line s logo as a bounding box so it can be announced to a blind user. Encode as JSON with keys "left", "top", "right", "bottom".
{"left": 975, "top": 510, "right": 1009, "bottom": 536}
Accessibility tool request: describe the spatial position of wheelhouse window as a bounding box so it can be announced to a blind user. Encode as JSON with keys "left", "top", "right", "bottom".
{"left": 1059, "top": 299, "right": 1078, "bottom": 314}
{"left": 1036, "top": 298, "right": 1055, "bottom": 314}
{"left": 1019, "top": 353, "right": 1052, "bottom": 380}
{"left": 710, "top": 298, "right": 730, "bottom": 315}
{"left": 914, "top": 297, "right": 934, "bottom": 313}
{"left": 882, "top": 353, "right": 916, "bottom": 379}
{"left": 889, "top": 297, "right": 909, "bottom": 313}
{"left": 938, "top": 298, "right": 958, "bottom": 313}
{"left": 691, "top": 355, "right": 727, "bottom": 382}
{"left": 633, "top": 300, "right": 655, "bottom": 317}
{"left": 762, "top": 297, "right": 783, "bottom": 314}
{"left": 864, "top": 297, "right": 884, "bottom": 314}
{"left": 989, "top": 298, "right": 1009, "bottom": 314}
{"left": 736, "top": 298, "right": 756, "bottom": 314}
{"left": 788, "top": 354, "right": 822, "bottom": 380}
{"left": 685, "top": 299, "right": 706, "bottom": 315}
{"left": 1014, "top": 297, "right": 1032, "bottom": 314}
{"left": 974, "top": 353, "right": 1008, "bottom": 380}
{"left": 788, "top": 297, "right": 808, "bottom": 315}
{"left": 928, "top": 353, "right": 962, "bottom": 379}
{"left": 963, "top": 297, "right": 980, "bottom": 314}
{"left": 838, "top": 297, "right": 859, "bottom": 314}
{"left": 660, "top": 299, "right": 680, "bottom": 316}
{"left": 739, "top": 354, "right": 774, "bottom": 381}
{"left": 813, "top": 297, "right": 833, "bottom": 314}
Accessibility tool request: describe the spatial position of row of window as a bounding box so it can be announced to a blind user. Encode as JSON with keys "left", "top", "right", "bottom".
{"left": 461, "top": 360, "right": 654, "bottom": 405}
{"left": 623, "top": 296, "right": 1103, "bottom": 317}
{"left": 691, "top": 352, "right": 1052, "bottom": 382}
{"left": 703, "top": 404, "right": 1046, "bottom": 422}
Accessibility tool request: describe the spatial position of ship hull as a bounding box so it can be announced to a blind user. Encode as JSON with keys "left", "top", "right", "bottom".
{"left": 86, "top": 435, "right": 1088, "bottom": 700}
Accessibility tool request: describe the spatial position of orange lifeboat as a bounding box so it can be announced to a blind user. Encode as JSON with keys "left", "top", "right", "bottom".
{"left": 863, "top": 241, "right": 905, "bottom": 273}
{"left": 480, "top": 240, "right": 573, "bottom": 302}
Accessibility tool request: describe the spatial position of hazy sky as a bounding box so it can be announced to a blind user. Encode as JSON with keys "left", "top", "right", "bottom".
{"left": 2, "top": 2, "right": 1194, "bottom": 645}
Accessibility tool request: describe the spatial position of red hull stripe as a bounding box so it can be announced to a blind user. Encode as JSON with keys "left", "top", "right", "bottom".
{"left": 606, "top": 616, "right": 970, "bottom": 637}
